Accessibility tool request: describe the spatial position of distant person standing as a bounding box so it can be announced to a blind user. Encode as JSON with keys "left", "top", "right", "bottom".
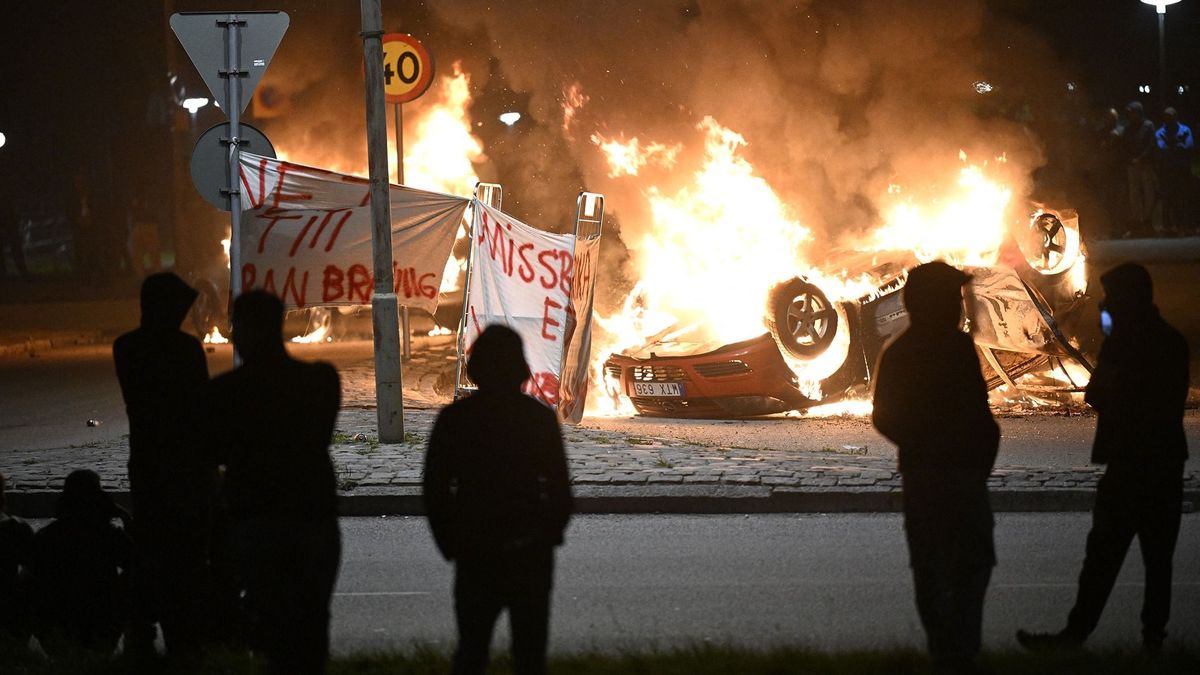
{"left": 1122, "top": 101, "right": 1160, "bottom": 236}
{"left": 872, "top": 262, "right": 1000, "bottom": 674}
{"left": 113, "top": 272, "right": 214, "bottom": 658}
{"left": 1018, "top": 263, "right": 1189, "bottom": 653}
{"left": 1155, "top": 107, "right": 1194, "bottom": 235}
{"left": 424, "top": 325, "right": 574, "bottom": 675}
{"left": 208, "top": 291, "right": 341, "bottom": 675}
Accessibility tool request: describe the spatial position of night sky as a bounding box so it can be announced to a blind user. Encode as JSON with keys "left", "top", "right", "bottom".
{"left": 1, "top": 0, "right": 1196, "bottom": 281}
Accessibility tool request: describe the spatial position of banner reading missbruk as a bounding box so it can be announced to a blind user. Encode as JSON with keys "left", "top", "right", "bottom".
{"left": 236, "top": 152, "right": 469, "bottom": 313}
{"left": 463, "top": 203, "right": 578, "bottom": 409}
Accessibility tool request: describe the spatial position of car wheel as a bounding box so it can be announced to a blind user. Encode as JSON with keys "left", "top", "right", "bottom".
{"left": 765, "top": 277, "right": 838, "bottom": 360}
{"left": 1023, "top": 211, "right": 1080, "bottom": 276}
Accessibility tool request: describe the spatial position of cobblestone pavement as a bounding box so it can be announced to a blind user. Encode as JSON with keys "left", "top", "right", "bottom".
{"left": 2, "top": 336, "right": 1198, "bottom": 505}
{"left": 5, "top": 404, "right": 1199, "bottom": 500}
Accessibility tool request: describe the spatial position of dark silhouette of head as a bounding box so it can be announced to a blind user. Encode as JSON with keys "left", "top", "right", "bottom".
{"left": 1163, "top": 106, "right": 1178, "bottom": 128}
{"left": 903, "top": 261, "right": 971, "bottom": 329}
{"left": 1126, "top": 100, "right": 1144, "bottom": 122}
{"left": 1100, "top": 262, "right": 1154, "bottom": 321}
{"left": 467, "top": 325, "right": 531, "bottom": 392}
{"left": 55, "top": 470, "right": 117, "bottom": 521}
{"left": 232, "top": 290, "right": 287, "bottom": 363}
{"left": 140, "top": 272, "right": 198, "bottom": 331}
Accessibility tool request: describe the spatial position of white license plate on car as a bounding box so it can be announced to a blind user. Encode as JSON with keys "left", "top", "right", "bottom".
{"left": 633, "top": 382, "right": 684, "bottom": 397}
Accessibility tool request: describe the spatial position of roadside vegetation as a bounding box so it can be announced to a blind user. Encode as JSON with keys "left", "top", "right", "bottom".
{"left": 1, "top": 643, "right": 1198, "bottom": 674}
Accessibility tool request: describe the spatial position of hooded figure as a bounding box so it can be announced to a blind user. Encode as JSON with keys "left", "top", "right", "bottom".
{"left": 206, "top": 290, "right": 342, "bottom": 675}
{"left": 872, "top": 261, "right": 999, "bottom": 673}
{"left": 112, "top": 272, "right": 213, "bottom": 657}
{"left": 28, "top": 470, "right": 132, "bottom": 657}
{"left": 1019, "top": 263, "right": 1189, "bottom": 653}
{"left": 424, "top": 324, "right": 573, "bottom": 675}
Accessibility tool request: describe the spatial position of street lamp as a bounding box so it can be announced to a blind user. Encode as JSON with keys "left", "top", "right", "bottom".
{"left": 0, "top": 131, "right": 6, "bottom": 149}
{"left": 1141, "top": 0, "right": 1182, "bottom": 108}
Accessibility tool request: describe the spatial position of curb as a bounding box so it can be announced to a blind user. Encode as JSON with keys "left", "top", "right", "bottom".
{"left": 0, "top": 331, "right": 104, "bottom": 357}
{"left": 7, "top": 488, "right": 1198, "bottom": 519}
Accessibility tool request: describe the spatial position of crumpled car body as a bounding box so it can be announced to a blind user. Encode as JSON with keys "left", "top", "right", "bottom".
{"left": 604, "top": 209, "right": 1098, "bottom": 418}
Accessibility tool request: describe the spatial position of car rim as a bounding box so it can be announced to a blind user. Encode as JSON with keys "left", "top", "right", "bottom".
{"left": 786, "top": 292, "right": 834, "bottom": 346}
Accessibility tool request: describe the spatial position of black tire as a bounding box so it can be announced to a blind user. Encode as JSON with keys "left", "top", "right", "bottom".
{"left": 765, "top": 277, "right": 838, "bottom": 360}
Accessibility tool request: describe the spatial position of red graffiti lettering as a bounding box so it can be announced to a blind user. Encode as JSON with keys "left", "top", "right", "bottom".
{"left": 517, "top": 243, "right": 535, "bottom": 283}
{"left": 280, "top": 267, "right": 309, "bottom": 307}
{"left": 522, "top": 371, "right": 560, "bottom": 407}
{"left": 541, "top": 296, "right": 563, "bottom": 341}
{"left": 537, "top": 250, "right": 559, "bottom": 289}
{"left": 347, "top": 264, "right": 372, "bottom": 303}
{"left": 322, "top": 265, "right": 344, "bottom": 302}
{"left": 241, "top": 263, "right": 256, "bottom": 289}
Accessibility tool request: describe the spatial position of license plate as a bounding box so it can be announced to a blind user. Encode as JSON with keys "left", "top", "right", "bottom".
{"left": 633, "top": 382, "right": 684, "bottom": 397}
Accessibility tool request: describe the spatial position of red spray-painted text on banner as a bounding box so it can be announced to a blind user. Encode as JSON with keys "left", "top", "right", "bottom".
{"left": 236, "top": 152, "right": 470, "bottom": 313}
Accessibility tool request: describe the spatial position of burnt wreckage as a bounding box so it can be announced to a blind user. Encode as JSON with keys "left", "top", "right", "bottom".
{"left": 605, "top": 209, "right": 1100, "bottom": 418}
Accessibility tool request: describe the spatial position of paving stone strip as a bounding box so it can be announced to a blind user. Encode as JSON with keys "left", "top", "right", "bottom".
{"left": 3, "top": 407, "right": 1197, "bottom": 501}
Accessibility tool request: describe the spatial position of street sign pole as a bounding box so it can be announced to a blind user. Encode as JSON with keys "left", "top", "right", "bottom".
{"left": 394, "top": 101, "right": 411, "bottom": 361}
{"left": 222, "top": 14, "right": 245, "bottom": 365}
{"left": 360, "top": 0, "right": 404, "bottom": 441}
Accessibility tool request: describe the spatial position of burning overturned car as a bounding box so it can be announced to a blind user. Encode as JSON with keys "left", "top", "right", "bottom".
{"left": 603, "top": 208, "right": 1101, "bottom": 418}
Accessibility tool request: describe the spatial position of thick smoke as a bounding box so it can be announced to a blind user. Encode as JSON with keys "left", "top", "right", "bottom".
{"left": 176, "top": 0, "right": 1084, "bottom": 315}
{"left": 430, "top": 0, "right": 1081, "bottom": 310}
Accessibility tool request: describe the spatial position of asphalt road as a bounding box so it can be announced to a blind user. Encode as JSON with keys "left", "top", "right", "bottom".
{"left": 3, "top": 342, "right": 1197, "bottom": 475}
{"left": 329, "top": 513, "right": 1200, "bottom": 655}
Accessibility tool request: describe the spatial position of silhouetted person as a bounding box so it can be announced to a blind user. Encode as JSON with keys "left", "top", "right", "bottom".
{"left": 1155, "top": 107, "right": 1194, "bottom": 235}
{"left": 207, "top": 291, "right": 341, "bottom": 675}
{"left": 113, "top": 271, "right": 214, "bottom": 657}
{"left": 0, "top": 473, "right": 34, "bottom": 644}
{"left": 1122, "top": 101, "right": 1159, "bottom": 236}
{"left": 1018, "top": 263, "right": 1189, "bottom": 653}
{"left": 28, "top": 470, "right": 132, "bottom": 658}
{"left": 872, "top": 262, "right": 999, "bottom": 674}
{"left": 425, "top": 325, "right": 574, "bottom": 675}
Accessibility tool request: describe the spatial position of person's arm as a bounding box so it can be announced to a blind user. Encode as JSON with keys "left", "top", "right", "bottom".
{"left": 1180, "top": 127, "right": 1194, "bottom": 151}
{"left": 871, "top": 347, "right": 913, "bottom": 448}
{"left": 1156, "top": 128, "right": 1168, "bottom": 150}
{"left": 422, "top": 411, "right": 457, "bottom": 560}
{"left": 538, "top": 408, "right": 574, "bottom": 544}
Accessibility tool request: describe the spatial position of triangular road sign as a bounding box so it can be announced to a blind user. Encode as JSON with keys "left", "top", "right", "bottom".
{"left": 171, "top": 11, "right": 290, "bottom": 116}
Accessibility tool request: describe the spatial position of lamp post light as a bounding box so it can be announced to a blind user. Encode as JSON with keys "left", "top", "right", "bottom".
{"left": 1141, "top": 0, "right": 1182, "bottom": 108}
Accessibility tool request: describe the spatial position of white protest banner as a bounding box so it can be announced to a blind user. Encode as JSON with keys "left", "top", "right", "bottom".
{"left": 463, "top": 202, "right": 575, "bottom": 407}
{"left": 556, "top": 234, "right": 600, "bottom": 423}
{"left": 236, "top": 152, "right": 469, "bottom": 312}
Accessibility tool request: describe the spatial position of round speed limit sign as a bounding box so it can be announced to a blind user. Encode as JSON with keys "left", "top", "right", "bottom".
{"left": 381, "top": 34, "right": 433, "bottom": 104}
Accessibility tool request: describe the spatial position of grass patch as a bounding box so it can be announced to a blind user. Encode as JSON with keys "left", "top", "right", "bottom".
{"left": 626, "top": 437, "right": 655, "bottom": 446}
{"left": 0, "top": 643, "right": 1197, "bottom": 674}
{"left": 331, "top": 432, "right": 352, "bottom": 445}
{"left": 403, "top": 432, "right": 423, "bottom": 446}
{"left": 654, "top": 454, "right": 674, "bottom": 469}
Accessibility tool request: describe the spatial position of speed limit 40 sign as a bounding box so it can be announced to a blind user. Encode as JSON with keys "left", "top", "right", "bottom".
{"left": 382, "top": 33, "right": 433, "bottom": 104}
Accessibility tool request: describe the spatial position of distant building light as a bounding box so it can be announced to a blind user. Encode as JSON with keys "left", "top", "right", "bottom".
{"left": 973, "top": 81, "right": 994, "bottom": 94}
{"left": 1066, "top": 82, "right": 1076, "bottom": 92}
{"left": 1180, "top": 85, "right": 1186, "bottom": 95}
{"left": 182, "top": 97, "right": 209, "bottom": 114}
{"left": 0, "top": 131, "right": 6, "bottom": 149}
{"left": 1138, "top": 85, "right": 1152, "bottom": 93}
{"left": 498, "top": 111, "right": 522, "bottom": 126}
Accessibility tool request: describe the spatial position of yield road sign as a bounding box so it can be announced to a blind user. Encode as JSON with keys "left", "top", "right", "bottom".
{"left": 382, "top": 34, "right": 433, "bottom": 104}
{"left": 171, "top": 11, "right": 290, "bottom": 115}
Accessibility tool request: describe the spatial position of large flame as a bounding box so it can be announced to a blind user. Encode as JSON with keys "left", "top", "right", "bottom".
{"left": 586, "top": 114, "right": 1085, "bottom": 418}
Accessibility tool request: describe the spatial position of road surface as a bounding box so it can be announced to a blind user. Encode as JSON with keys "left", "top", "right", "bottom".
{"left": 329, "top": 513, "right": 1200, "bottom": 654}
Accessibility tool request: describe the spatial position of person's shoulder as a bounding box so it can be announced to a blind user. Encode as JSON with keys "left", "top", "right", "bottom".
{"left": 298, "top": 359, "right": 340, "bottom": 386}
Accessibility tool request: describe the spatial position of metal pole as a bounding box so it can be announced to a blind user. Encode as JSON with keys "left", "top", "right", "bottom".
{"left": 225, "top": 14, "right": 245, "bottom": 366}
{"left": 394, "top": 102, "right": 411, "bottom": 360}
{"left": 360, "top": 0, "right": 404, "bottom": 441}
{"left": 1157, "top": 11, "right": 1168, "bottom": 109}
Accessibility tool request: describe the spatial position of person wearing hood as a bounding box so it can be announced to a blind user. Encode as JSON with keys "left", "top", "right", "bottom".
{"left": 872, "top": 261, "right": 999, "bottom": 674}
{"left": 112, "top": 272, "right": 214, "bottom": 658}
{"left": 1018, "top": 263, "right": 1189, "bottom": 653}
{"left": 27, "top": 470, "right": 132, "bottom": 658}
{"left": 424, "top": 324, "right": 573, "bottom": 675}
{"left": 207, "top": 290, "right": 341, "bottom": 675}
